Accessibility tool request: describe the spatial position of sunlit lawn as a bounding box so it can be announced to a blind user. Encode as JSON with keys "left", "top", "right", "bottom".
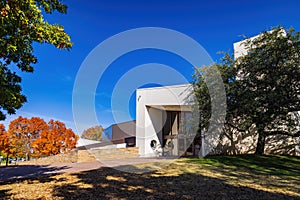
{"left": 0, "top": 155, "right": 299, "bottom": 199}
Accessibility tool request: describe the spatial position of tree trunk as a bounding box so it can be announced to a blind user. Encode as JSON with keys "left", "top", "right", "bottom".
{"left": 5, "top": 156, "right": 9, "bottom": 167}
{"left": 255, "top": 132, "right": 266, "bottom": 155}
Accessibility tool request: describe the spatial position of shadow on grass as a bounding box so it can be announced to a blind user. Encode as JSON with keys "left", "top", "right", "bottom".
{"left": 0, "top": 164, "right": 72, "bottom": 199}
{"left": 184, "top": 154, "right": 300, "bottom": 197}
{"left": 0, "top": 189, "right": 11, "bottom": 200}
{"left": 0, "top": 164, "right": 70, "bottom": 182}
{"left": 0, "top": 155, "right": 299, "bottom": 199}
{"left": 51, "top": 165, "right": 298, "bottom": 200}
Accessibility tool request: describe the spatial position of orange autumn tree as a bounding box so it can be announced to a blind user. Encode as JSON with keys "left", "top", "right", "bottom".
{"left": 8, "top": 116, "right": 47, "bottom": 160}
{"left": 8, "top": 117, "right": 30, "bottom": 160}
{"left": 0, "top": 124, "right": 10, "bottom": 166}
{"left": 0, "top": 124, "right": 8, "bottom": 153}
{"left": 81, "top": 125, "right": 103, "bottom": 141}
{"left": 0, "top": 123, "right": 23, "bottom": 165}
{"left": 32, "top": 120, "right": 77, "bottom": 156}
{"left": 5, "top": 116, "right": 77, "bottom": 159}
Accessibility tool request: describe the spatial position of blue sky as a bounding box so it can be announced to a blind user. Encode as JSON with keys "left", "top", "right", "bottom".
{"left": 3, "top": 0, "right": 300, "bottom": 134}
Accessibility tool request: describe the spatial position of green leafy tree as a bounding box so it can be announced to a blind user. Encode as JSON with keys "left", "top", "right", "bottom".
{"left": 0, "top": 0, "right": 72, "bottom": 120}
{"left": 193, "top": 27, "right": 300, "bottom": 155}
{"left": 193, "top": 54, "right": 239, "bottom": 155}
{"left": 81, "top": 125, "right": 103, "bottom": 141}
{"left": 234, "top": 27, "right": 300, "bottom": 155}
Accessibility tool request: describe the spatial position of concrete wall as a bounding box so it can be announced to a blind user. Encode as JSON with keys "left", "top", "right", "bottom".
{"left": 233, "top": 28, "right": 286, "bottom": 59}
{"left": 136, "top": 84, "right": 193, "bottom": 157}
{"left": 211, "top": 129, "right": 299, "bottom": 156}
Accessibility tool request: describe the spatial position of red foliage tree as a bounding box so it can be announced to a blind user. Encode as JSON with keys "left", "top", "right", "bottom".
{"left": 0, "top": 124, "right": 8, "bottom": 152}
{"left": 8, "top": 116, "right": 47, "bottom": 160}
{"left": 0, "top": 124, "right": 10, "bottom": 166}
{"left": 5, "top": 116, "right": 77, "bottom": 160}
{"left": 32, "top": 120, "right": 77, "bottom": 156}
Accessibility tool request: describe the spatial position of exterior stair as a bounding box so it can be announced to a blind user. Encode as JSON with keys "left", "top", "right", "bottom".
{"left": 77, "top": 149, "right": 96, "bottom": 162}
{"left": 77, "top": 147, "right": 139, "bottom": 162}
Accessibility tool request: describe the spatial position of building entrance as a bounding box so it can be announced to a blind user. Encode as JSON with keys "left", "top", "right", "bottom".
{"left": 160, "top": 111, "right": 196, "bottom": 156}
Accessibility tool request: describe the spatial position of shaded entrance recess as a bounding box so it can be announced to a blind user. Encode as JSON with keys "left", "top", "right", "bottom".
{"left": 160, "top": 111, "right": 195, "bottom": 156}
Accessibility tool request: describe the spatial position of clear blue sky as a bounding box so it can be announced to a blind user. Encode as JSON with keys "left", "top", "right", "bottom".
{"left": 3, "top": 0, "right": 300, "bottom": 134}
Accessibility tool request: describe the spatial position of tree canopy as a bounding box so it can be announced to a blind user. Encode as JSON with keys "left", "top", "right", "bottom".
{"left": 8, "top": 116, "right": 48, "bottom": 160}
{"left": 81, "top": 125, "right": 103, "bottom": 141}
{"left": 0, "top": 0, "right": 72, "bottom": 120}
{"left": 193, "top": 27, "right": 300, "bottom": 155}
{"left": 234, "top": 28, "right": 300, "bottom": 154}
{"left": 0, "top": 116, "right": 77, "bottom": 165}
{"left": 32, "top": 119, "right": 77, "bottom": 157}
{"left": 0, "top": 123, "right": 9, "bottom": 164}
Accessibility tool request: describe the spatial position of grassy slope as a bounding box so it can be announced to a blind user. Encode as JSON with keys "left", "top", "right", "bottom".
{"left": 0, "top": 155, "right": 299, "bottom": 199}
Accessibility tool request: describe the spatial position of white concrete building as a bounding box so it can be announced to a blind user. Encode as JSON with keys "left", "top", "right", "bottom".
{"left": 234, "top": 28, "right": 286, "bottom": 60}
{"left": 136, "top": 84, "right": 196, "bottom": 157}
{"left": 134, "top": 29, "right": 299, "bottom": 157}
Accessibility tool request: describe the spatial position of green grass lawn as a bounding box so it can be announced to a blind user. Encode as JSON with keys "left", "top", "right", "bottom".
{"left": 0, "top": 154, "right": 299, "bottom": 199}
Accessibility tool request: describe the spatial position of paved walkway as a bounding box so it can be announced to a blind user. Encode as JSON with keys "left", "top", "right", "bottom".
{"left": 0, "top": 157, "right": 168, "bottom": 182}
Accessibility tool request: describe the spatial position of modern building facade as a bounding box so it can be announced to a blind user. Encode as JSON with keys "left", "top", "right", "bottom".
{"left": 103, "top": 120, "right": 136, "bottom": 147}
{"left": 135, "top": 84, "right": 196, "bottom": 157}
{"left": 98, "top": 30, "right": 299, "bottom": 157}
{"left": 134, "top": 30, "right": 299, "bottom": 157}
